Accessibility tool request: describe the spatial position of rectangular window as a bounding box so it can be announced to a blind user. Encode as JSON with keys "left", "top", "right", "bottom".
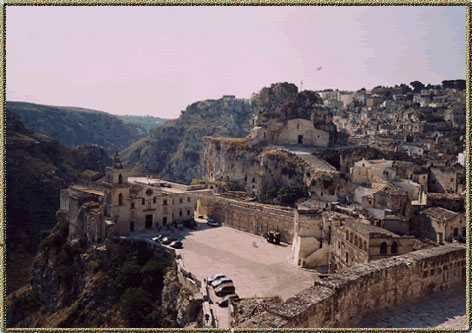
{"left": 187, "top": 210, "right": 191, "bottom": 216}
{"left": 163, "top": 199, "right": 168, "bottom": 206}
{"left": 187, "top": 197, "right": 191, "bottom": 202}
{"left": 179, "top": 198, "right": 183, "bottom": 204}
{"left": 179, "top": 211, "right": 182, "bottom": 217}
{"left": 131, "top": 202, "right": 135, "bottom": 209}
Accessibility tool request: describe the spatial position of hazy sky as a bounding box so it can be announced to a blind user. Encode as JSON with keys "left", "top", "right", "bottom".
{"left": 7, "top": 6, "right": 466, "bottom": 118}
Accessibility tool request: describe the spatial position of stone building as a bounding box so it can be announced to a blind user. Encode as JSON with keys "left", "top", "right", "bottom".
{"left": 361, "top": 186, "right": 410, "bottom": 218}
{"left": 61, "top": 153, "right": 209, "bottom": 242}
{"left": 428, "top": 165, "right": 458, "bottom": 193}
{"left": 351, "top": 159, "right": 396, "bottom": 184}
{"left": 248, "top": 83, "right": 338, "bottom": 148}
{"left": 418, "top": 207, "right": 466, "bottom": 243}
{"left": 329, "top": 221, "right": 416, "bottom": 273}
{"left": 291, "top": 203, "right": 327, "bottom": 268}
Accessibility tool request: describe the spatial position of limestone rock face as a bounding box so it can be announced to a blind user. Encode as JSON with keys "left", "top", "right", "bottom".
{"left": 160, "top": 270, "right": 202, "bottom": 327}
{"left": 253, "top": 82, "right": 324, "bottom": 124}
{"left": 121, "top": 96, "right": 257, "bottom": 183}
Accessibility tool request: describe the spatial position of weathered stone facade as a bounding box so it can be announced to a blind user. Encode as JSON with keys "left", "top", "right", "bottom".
{"left": 62, "top": 153, "right": 209, "bottom": 242}
{"left": 329, "top": 221, "right": 416, "bottom": 273}
{"left": 196, "top": 195, "right": 294, "bottom": 244}
{"left": 418, "top": 207, "right": 466, "bottom": 243}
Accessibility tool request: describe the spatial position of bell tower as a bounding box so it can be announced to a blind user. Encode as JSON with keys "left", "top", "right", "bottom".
{"left": 105, "top": 152, "right": 128, "bottom": 185}
{"left": 104, "top": 152, "right": 130, "bottom": 219}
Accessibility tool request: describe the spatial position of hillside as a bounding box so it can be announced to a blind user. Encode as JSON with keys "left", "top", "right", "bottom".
{"left": 121, "top": 96, "right": 257, "bottom": 183}
{"left": 116, "top": 115, "right": 169, "bottom": 134}
{"left": 6, "top": 219, "right": 200, "bottom": 328}
{"left": 6, "top": 110, "right": 111, "bottom": 254}
{"left": 7, "top": 101, "right": 146, "bottom": 156}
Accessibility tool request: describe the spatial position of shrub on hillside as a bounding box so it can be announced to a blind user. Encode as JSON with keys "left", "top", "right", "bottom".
{"left": 120, "top": 287, "right": 153, "bottom": 326}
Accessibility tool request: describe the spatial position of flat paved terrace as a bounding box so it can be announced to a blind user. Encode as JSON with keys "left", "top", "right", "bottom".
{"left": 177, "top": 226, "right": 317, "bottom": 301}
{"left": 355, "top": 286, "right": 466, "bottom": 329}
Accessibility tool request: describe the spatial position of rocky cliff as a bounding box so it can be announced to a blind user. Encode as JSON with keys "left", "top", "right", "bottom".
{"left": 6, "top": 110, "right": 111, "bottom": 253}
{"left": 121, "top": 96, "right": 257, "bottom": 183}
{"left": 7, "top": 101, "right": 146, "bottom": 156}
{"left": 6, "top": 217, "right": 201, "bottom": 328}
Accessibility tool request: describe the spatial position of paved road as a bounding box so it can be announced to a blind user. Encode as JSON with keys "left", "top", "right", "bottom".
{"left": 178, "top": 226, "right": 316, "bottom": 301}
{"left": 355, "top": 286, "right": 467, "bottom": 329}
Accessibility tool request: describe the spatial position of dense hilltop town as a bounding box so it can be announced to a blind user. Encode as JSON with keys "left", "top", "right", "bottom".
{"left": 6, "top": 80, "right": 467, "bottom": 328}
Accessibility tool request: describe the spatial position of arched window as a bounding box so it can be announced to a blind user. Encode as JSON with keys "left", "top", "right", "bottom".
{"left": 252, "top": 177, "right": 256, "bottom": 183}
{"left": 118, "top": 193, "right": 123, "bottom": 206}
{"left": 380, "top": 242, "right": 388, "bottom": 255}
{"left": 296, "top": 123, "right": 300, "bottom": 130}
{"left": 118, "top": 174, "right": 123, "bottom": 184}
{"left": 391, "top": 241, "right": 398, "bottom": 254}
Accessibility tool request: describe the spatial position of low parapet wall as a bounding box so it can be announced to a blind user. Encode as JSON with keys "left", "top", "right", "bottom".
{"left": 236, "top": 243, "right": 466, "bottom": 328}
{"left": 176, "top": 257, "right": 202, "bottom": 295}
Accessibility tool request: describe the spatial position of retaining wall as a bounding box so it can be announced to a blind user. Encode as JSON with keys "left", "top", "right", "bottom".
{"left": 236, "top": 243, "right": 466, "bottom": 328}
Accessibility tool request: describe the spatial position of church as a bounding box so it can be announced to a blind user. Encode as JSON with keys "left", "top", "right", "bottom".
{"left": 60, "top": 153, "right": 209, "bottom": 242}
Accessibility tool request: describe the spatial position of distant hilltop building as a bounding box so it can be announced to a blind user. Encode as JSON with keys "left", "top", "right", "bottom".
{"left": 248, "top": 82, "right": 341, "bottom": 147}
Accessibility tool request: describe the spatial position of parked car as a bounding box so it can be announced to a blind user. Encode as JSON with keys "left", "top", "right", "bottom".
{"left": 207, "top": 219, "right": 221, "bottom": 227}
{"left": 184, "top": 219, "right": 197, "bottom": 229}
{"left": 211, "top": 278, "right": 233, "bottom": 288}
{"left": 161, "top": 237, "right": 176, "bottom": 245}
{"left": 207, "top": 274, "right": 226, "bottom": 284}
{"left": 215, "top": 284, "right": 236, "bottom": 297}
{"left": 169, "top": 241, "right": 183, "bottom": 249}
{"left": 217, "top": 294, "right": 240, "bottom": 307}
{"left": 152, "top": 234, "right": 163, "bottom": 243}
{"left": 264, "top": 231, "right": 281, "bottom": 245}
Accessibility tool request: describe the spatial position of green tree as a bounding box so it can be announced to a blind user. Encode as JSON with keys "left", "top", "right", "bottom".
{"left": 141, "top": 259, "right": 166, "bottom": 296}
{"left": 277, "top": 184, "right": 308, "bottom": 206}
{"left": 120, "top": 287, "right": 153, "bottom": 326}
{"left": 115, "top": 260, "right": 142, "bottom": 290}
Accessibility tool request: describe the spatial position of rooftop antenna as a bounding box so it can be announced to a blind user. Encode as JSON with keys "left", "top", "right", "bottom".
{"left": 300, "top": 80, "right": 303, "bottom": 91}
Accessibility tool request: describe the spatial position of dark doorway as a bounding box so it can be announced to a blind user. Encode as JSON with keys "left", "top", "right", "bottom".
{"left": 145, "top": 215, "right": 153, "bottom": 229}
{"left": 298, "top": 135, "right": 304, "bottom": 144}
{"left": 163, "top": 217, "right": 167, "bottom": 226}
{"left": 130, "top": 221, "right": 135, "bottom": 232}
{"left": 391, "top": 241, "right": 398, "bottom": 254}
{"left": 380, "top": 242, "right": 388, "bottom": 254}
{"left": 454, "top": 228, "right": 458, "bottom": 237}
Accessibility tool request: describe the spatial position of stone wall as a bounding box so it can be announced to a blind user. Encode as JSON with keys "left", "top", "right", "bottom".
{"left": 235, "top": 243, "right": 466, "bottom": 328}
{"left": 176, "top": 257, "right": 202, "bottom": 295}
{"left": 206, "top": 196, "right": 294, "bottom": 244}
